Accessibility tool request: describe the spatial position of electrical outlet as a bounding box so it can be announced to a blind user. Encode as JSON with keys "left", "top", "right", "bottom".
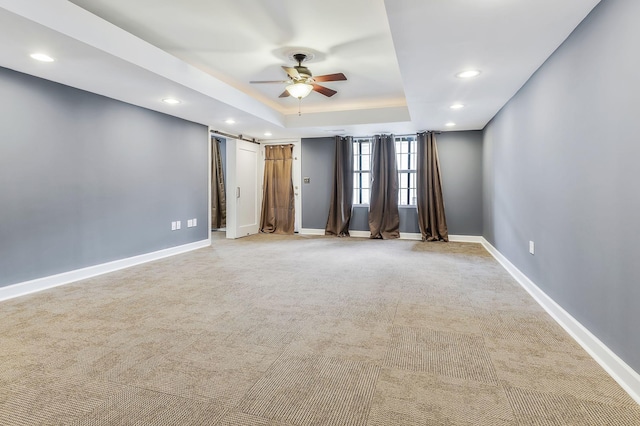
{"left": 176, "top": 220, "right": 181, "bottom": 230}
{"left": 171, "top": 221, "right": 177, "bottom": 231}
{"left": 529, "top": 241, "right": 535, "bottom": 255}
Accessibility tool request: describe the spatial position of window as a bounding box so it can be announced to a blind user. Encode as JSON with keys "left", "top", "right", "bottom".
{"left": 353, "top": 138, "right": 372, "bottom": 204}
{"left": 395, "top": 135, "right": 417, "bottom": 206}
{"left": 352, "top": 135, "right": 417, "bottom": 206}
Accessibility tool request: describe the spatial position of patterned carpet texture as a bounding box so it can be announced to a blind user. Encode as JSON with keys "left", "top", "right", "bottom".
{"left": 1, "top": 233, "right": 638, "bottom": 425}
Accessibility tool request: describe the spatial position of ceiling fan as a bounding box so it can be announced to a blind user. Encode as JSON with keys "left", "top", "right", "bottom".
{"left": 250, "top": 53, "right": 347, "bottom": 99}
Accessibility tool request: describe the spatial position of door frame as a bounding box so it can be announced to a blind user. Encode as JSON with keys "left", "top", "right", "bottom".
{"left": 208, "top": 128, "right": 214, "bottom": 244}
{"left": 259, "top": 139, "right": 302, "bottom": 233}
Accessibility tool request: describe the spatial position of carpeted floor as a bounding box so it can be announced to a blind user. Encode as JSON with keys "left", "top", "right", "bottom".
{"left": 1, "top": 233, "right": 638, "bottom": 425}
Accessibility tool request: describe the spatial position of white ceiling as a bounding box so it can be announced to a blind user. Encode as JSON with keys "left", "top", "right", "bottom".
{"left": 0, "top": 0, "right": 600, "bottom": 140}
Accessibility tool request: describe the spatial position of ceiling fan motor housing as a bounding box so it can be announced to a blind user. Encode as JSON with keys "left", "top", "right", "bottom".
{"left": 295, "top": 66, "right": 312, "bottom": 79}
{"left": 293, "top": 53, "right": 312, "bottom": 79}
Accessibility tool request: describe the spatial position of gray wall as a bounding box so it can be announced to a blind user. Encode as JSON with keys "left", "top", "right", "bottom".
{"left": 0, "top": 67, "right": 209, "bottom": 288}
{"left": 301, "top": 137, "right": 335, "bottom": 229}
{"left": 482, "top": 0, "right": 640, "bottom": 371}
{"left": 438, "top": 131, "right": 483, "bottom": 235}
{"left": 301, "top": 132, "right": 483, "bottom": 235}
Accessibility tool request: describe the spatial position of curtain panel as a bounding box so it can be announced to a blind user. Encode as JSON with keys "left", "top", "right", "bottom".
{"left": 416, "top": 132, "right": 449, "bottom": 241}
{"left": 325, "top": 136, "right": 354, "bottom": 236}
{"left": 368, "top": 134, "right": 400, "bottom": 239}
{"left": 211, "top": 137, "right": 227, "bottom": 229}
{"left": 260, "top": 144, "right": 295, "bottom": 234}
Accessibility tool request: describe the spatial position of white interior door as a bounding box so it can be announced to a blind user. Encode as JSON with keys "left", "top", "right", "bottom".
{"left": 225, "top": 138, "right": 260, "bottom": 239}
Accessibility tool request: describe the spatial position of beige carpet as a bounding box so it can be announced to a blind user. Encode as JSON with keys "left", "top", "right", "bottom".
{"left": 1, "top": 233, "right": 638, "bottom": 425}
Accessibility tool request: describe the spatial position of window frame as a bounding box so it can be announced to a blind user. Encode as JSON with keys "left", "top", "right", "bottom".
{"left": 353, "top": 137, "right": 372, "bottom": 205}
{"left": 351, "top": 135, "right": 418, "bottom": 207}
{"left": 395, "top": 135, "right": 417, "bottom": 207}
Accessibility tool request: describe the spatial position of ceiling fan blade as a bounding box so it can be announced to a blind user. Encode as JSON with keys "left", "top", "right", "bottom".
{"left": 313, "top": 73, "right": 347, "bottom": 82}
{"left": 312, "top": 84, "right": 337, "bottom": 97}
{"left": 250, "top": 80, "right": 290, "bottom": 84}
{"left": 282, "top": 66, "right": 300, "bottom": 80}
{"left": 278, "top": 90, "right": 291, "bottom": 98}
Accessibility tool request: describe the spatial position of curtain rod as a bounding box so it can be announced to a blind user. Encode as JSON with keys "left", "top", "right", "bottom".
{"left": 348, "top": 131, "right": 441, "bottom": 139}
{"left": 210, "top": 130, "right": 259, "bottom": 145}
{"left": 210, "top": 130, "right": 441, "bottom": 143}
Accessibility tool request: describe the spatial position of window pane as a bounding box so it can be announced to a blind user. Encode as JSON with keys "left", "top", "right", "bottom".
{"left": 353, "top": 142, "right": 360, "bottom": 155}
{"left": 362, "top": 142, "right": 370, "bottom": 155}
{"left": 410, "top": 172, "right": 416, "bottom": 188}
{"left": 400, "top": 154, "right": 409, "bottom": 170}
{"left": 402, "top": 172, "right": 410, "bottom": 188}
{"left": 362, "top": 189, "right": 370, "bottom": 205}
{"left": 400, "top": 190, "right": 408, "bottom": 205}
{"left": 410, "top": 154, "right": 416, "bottom": 170}
{"left": 361, "top": 155, "right": 370, "bottom": 171}
{"left": 361, "top": 172, "right": 370, "bottom": 189}
{"left": 411, "top": 188, "right": 417, "bottom": 206}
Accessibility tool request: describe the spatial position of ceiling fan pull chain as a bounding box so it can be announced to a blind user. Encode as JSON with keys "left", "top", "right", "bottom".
{"left": 298, "top": 98, "right": 302, "bottom": 116}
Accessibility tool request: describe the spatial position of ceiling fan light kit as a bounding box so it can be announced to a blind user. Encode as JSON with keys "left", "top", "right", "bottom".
{"left": 286, "top": 82, "right": 313, "bottom": 99}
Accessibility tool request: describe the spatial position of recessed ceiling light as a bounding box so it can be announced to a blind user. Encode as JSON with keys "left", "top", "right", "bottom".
{"left": 162, "top": 98, "right": 180, "bottom": 105}
{"left": 445, "top": 122, "right": 456, "bottom": 127}
{"left": 264, "top": 132, "right": 272, "bottom": 136}
{"left": 455, "top": 70, "right": 481, "bottom": 79}
{"left": 30, "top": 53, "right": 54, "bottom": 62}
{"left": 225, "top": 119, "right": 236, "bottom": 124}
{"left": 450, "top": 103, "right": 465, "bottom": 110}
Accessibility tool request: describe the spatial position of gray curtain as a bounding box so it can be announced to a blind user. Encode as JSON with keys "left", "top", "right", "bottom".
{"left": 368, "top": 134, "right": 399, "bottom": 239}
{"left": 260, "top": 144, "right": 295, "bottom": 234}
{"left": 211, "top": 137, "right": 226, "bottom": 229}
{"left": 417, "top": 132, "right": 448, "bottom": 241}
{"left": 325, "top": 136, "right": 353, "bottom": 236}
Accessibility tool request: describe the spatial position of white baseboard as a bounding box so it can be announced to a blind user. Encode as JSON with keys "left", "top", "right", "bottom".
{"left": 480, "top": 238, "right": 640, "bottom": 405}
{"left": 349, "top": 230, "right": 370, "bottom": 238}
{"left": 299, "top": 228, "right": 481, "bottom": 243}
{"left": 0, "top": 239, "right": 211, "bottom": 302}
{"left": 299, "top": 228, "right": 326, "bottom": 236}
{"left": 399, "top": 232, "right": 422, "bottom": 240}
{"left": 449, "top": 235, "right": 485, "bottom": 243}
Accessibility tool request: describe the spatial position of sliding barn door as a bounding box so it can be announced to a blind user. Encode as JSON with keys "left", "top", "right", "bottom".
{"left": 225, "top": 139, "right": 260, "bottom": 239}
